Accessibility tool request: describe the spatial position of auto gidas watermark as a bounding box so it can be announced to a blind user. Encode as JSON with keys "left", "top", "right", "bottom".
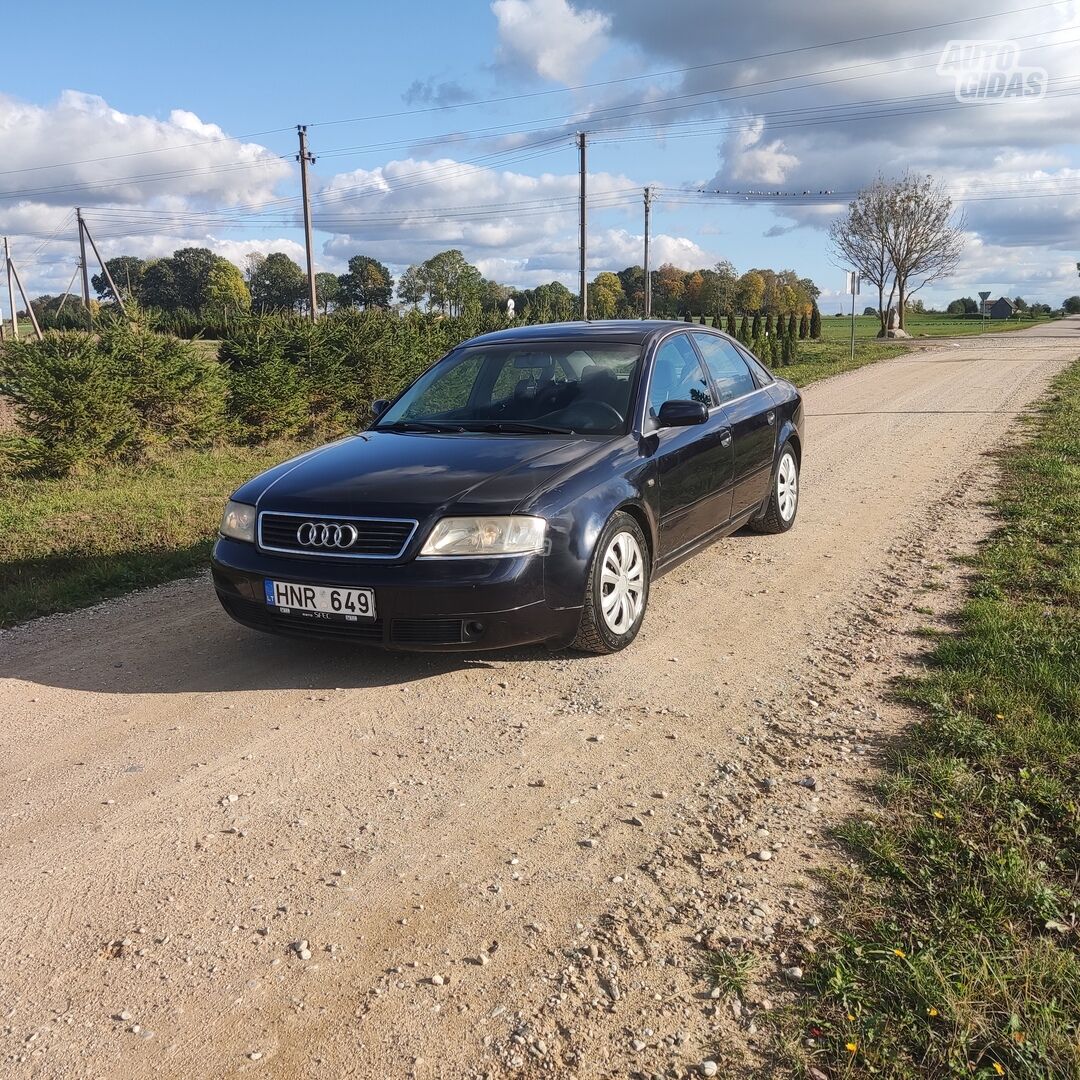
{"left": 937, "top": 39, "right": 1047, "bottom": 101}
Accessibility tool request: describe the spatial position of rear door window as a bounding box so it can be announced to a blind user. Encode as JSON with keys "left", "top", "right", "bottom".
{"left": 690, "top": 333, "right": 758, "bottom": 403}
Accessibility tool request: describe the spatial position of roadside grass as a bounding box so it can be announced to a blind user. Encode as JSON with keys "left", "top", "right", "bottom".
{"left": 0, "top": 440, "right": 313, "bottom": 628}
{"left": 780, "top": 360, "right": 1080, "bottom": 1078}
{"left": 780, "top": 339, "right": 906, "bottom": 387}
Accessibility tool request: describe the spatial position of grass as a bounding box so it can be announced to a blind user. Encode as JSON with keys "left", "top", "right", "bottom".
{"left": 700, "top": 949, "right": 758, "bottom": 1000}
{"left": 817, "top": 312, "right": 1055, "bottom": 342}
{"left": 780, "top": 359, "right": 1080, "bottom": 1078}
{"left": 0, "top": 440, "right": 313, "bottom": 628}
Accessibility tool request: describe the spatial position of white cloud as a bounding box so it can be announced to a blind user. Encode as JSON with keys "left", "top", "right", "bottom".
{"left": 492, "top": 0, "right": 611, "bottom": 83}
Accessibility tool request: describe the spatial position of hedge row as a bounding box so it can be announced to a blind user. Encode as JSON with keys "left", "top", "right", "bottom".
{"left": 0, "top": 307, "right": 518, "bottom": 474}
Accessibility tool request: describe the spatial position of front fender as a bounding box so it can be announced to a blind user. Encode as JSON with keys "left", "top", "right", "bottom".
{"left": 525, "top": 453, "right": 657, "bottom": 612}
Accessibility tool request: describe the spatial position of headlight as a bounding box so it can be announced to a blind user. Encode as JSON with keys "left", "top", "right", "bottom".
{"left": 220, "top": 500, "right": 256, "bottom": 543}
{"left": 420, "top": 515, "right": 546, "bottom": 557}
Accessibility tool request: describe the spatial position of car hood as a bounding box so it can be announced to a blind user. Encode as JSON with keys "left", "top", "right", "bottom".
{"left": 238, "top": 430, "right": 595, "bottom": 520}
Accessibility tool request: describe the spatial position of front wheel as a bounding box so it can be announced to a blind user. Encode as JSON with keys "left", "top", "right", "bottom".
{"left": 571, "top": 512, "right": 651, "bottom": 654}
{"left": 750, "top": 442, "right": 799, "bottom": 534}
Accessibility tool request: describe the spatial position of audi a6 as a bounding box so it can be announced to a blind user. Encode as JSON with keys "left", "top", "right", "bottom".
{"left": 212, "top": 321, "right": 804, "bottom": 653}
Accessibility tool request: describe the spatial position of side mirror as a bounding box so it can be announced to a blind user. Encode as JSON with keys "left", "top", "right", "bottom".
{"left": 657, "top": 399, "right": 709, "bottom": 427}
{"left": 370, "top": 398, "right": 390, "bottom": 420}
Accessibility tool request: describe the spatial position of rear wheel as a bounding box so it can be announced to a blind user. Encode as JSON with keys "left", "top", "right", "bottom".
{"left": 750, "top": 441, "right": 799, "bottom": 534}
{"left": 571, "top": 512, "right": 650, "bottom": 654}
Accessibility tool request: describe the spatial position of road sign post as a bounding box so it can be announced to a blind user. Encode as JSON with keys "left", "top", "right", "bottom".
{"left": 845, "top": 271, "right": 860, "bottom": 361}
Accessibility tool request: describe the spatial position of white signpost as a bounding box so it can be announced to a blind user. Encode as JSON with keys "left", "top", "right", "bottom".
{"left": 846, "top": 271, "right": 860, "bottom": 360}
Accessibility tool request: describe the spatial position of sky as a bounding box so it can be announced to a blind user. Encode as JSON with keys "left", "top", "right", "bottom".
{"left": 1, "top": 0, "right": 1079, "bottom": 313}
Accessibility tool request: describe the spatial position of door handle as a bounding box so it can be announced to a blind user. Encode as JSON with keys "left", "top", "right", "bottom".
{"left": 766, "top": 410, "right": 776, "bottom": 426}
{"left": 720, "top": 429, "right": 732, "bottom": 447}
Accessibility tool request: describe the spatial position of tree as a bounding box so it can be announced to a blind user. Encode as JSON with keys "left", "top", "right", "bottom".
{"left": 787, "top": 313, "right": 798, "bottom": 337}
{"left": 314, "top": 272, "right": 342, "bottom": 315}
{"left": 339, "top": 254, "right": 394, "bottom": 308}
{"left": 616, "top": 266, "right": 645, "bottom": 312}
{"left": 828, "top": 176, "right": 895, "bottom": 336}
{"left": 91, "top": 256, "right": 147, "bottom": 303}
{"left": 653, "top": 264, "right": 686, "bottom": 315}
{"left": 140, "top": 259, "right": 181, "bottom": 311}
{"left": 736, "top": 271, "right": 765, "bottom": 314}
{"left": 863, "top": 305, "right": 879, "bottom": 316}
{"left": 1064, "top": 295, "right": 1080, "bottom": 314}
{"left": 810, "top": 301, "right": 821, "bottom": 339}
{"left": 590, "top": 271, "right": 624, "bottom": 319}
{"left": 799, "top": 313, "right": 809, "bottom": 339}
{"left": 837, "top": 174, "right": 965, "bottom": 332}
{"left": 1012, "top": 296, "right": 1028, "bottom": 312}
{"left": 249, "top": 252, "right": 306, "bottom": 312}
{"left": 398, "top": 264, "right": 428, "bottom": 308}
{"left": 421, "top": 249, "right": 483, "bottom": 316}
{"left": 168, "top": 248, "right": 221, "bottom": 311}
{"left": 205, "top": 260, "right": 250, "bottom": 315}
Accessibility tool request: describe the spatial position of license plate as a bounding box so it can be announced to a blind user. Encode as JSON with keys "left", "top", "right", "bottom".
{"left": 264, "top": 580, "right": 376, "bottom": 621}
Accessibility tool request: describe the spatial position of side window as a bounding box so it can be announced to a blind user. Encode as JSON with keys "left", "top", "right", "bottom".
{"left": 735, "top": 343, "right": 775, "bottom": 386}
{"left": 647, "top": 335, "right": 717, "bottom": 420}
{"left": 691, "top": 333, "right": 758, "bottom": 403}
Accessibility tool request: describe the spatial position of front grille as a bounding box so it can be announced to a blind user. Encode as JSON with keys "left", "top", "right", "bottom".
{"left": 390, "top": 618, "right": 466, "bottom": 645}
{"left": 221, "top": 595, "right": 385, "bottom": 641}
{"left": 258, "top": 512, "right": 416, "bottom": 559}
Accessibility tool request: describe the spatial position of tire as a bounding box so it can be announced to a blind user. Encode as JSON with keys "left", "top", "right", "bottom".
{"left": 571, "top": 511, "right": 651, "bottom": 654}
{"left": 750, "top": 441, "right": 799, "bottom": 534}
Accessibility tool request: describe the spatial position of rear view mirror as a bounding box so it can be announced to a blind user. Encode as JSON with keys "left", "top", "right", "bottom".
{"left": 370, "top": 398, "right": 390, "bottom": 419}
{"left": 657, "top": 399, "right": 708, "bottom": 427}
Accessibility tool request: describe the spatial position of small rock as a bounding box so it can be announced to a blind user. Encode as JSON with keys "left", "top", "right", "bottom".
{"left": 248, "top": 1051, "right": 263, "bottom": 1061}
{"left": 754, "top": 850, "right": 773, "bottom": 862}
{"left": 783, "top": 965, "right": 804, "bottom": 981}
{"left": 700, "top": 1062, "right": 719, "bottom": 1078}
{"left": 628, "top": 816, "right": 645, "bottom": 827}
{"left": 807, "top": 914, "right": 821, "bottom": 929}
{"left": 430, "top": 974, "right": 444, "bottom": 986}
{"left": 631, "top": 1039, "right": 646, "bottom": 1052}
{"left": 579, "top": 838, "right": 597, "bottom": 848}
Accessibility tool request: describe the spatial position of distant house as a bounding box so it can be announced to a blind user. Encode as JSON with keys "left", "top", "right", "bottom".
{"left": 983, "top": 297, "right": 1016, "bottom": 320}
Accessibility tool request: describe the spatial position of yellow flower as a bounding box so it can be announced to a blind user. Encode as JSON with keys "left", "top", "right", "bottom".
{"left": 933, "top": 810, "right": 945, "bottom": 820}
{"left": 846, "top": 1042, "right": 858, "bottom": 1053}
{"left": 996, "top": 713, "right": 1005, "bottom": 720}
{"left": 927, "top": 1007, "right": 939, "bottom": 1017}
{"left": 893, "top": 948, "right": 907, "bottom": 958}
{"left": 993, "top": 1063, "right": 1005, "bottom": 1076}
{"left": 847, "top": 1013, "right": 855, "bottom": 1021}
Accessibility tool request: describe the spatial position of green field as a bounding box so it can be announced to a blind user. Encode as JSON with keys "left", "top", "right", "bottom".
{"left": 817, "top": 312, "right": 1055, "bottom": 341}
{"left": 0, "top": 440, "right": 315, "bottom": 627}
{"left": 782, "top": 359, "right": 1080, "bottom": 1077}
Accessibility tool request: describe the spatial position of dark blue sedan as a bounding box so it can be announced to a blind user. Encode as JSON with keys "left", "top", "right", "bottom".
{"left": 211, "top": 321, "right": 804, "bottom": 653}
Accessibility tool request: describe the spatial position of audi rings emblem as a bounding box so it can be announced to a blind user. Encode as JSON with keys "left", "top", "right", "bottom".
{"left": 296, "top": 521, "right": 360, "bottom": 549}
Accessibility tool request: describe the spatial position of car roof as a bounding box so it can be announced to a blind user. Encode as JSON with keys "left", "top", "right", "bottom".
{"left": 463, "top": 320, "right": 719, "bottom": 348}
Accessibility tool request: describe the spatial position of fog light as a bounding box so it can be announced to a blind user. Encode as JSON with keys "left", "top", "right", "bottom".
{"left": 465, "top": 620, "right": 485, "bottom": 637}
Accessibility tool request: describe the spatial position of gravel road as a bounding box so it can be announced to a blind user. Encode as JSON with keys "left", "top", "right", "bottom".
{"left": 1, "top": 319, "right": 1075, "bottom": 1078}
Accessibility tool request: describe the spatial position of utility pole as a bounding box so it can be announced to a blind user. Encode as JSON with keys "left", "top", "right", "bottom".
{"left": 577, "top": 131, "right": 587, "bottom": 321}
{"left": 297, "top": 126, "right": 318, "bottom": 322}
{"left": 76, "top": 208, "right": 92, "bottom": 329}
{"left": 80, "top": 214, "right": 127, "bottom": 317}
{"left": 6, "top": 250, "right": 43, "bottom": 340}
{"left": 643, "top": 186, "right": 653, "bottom": 319}
{"left": 4, "top": 237, "right": 17, "bottom": 341}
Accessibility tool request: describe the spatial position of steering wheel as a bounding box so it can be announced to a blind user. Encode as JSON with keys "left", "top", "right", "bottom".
{"left": 560, "top": 400, "right": 623, "bottom": 430}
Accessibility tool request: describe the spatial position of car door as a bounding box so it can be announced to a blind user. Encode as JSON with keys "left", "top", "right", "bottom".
{"left": 691, "top": 332, "right": 777, "bottom": 517}
{"left": 644, "top": 333, "right": 734, "bottom": 558}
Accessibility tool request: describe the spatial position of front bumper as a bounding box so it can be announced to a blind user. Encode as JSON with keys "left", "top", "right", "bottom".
{"left": 211, "top": 537, "right": 580, "bottom": 651}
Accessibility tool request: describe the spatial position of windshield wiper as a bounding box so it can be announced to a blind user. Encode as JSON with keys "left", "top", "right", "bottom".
{"left": 461, "top": 421, "right": 575, "bottom": 435}
{"left": 376, "top": 420, "right": 467, "bottom": 433}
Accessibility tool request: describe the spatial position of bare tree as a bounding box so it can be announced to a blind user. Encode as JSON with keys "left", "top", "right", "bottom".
{"left": 830, "top": 173, "right": 966, "bottom": 335}
{"left": 882, "top": 174, "right": 965, "bottom": 330}
{"left": 828, "top": 176, "right": 895, "bottom": 336}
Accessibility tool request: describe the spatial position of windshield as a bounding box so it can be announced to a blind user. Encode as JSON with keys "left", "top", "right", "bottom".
{"left": 375, "top": 341, "right": 643, "bottom": 435}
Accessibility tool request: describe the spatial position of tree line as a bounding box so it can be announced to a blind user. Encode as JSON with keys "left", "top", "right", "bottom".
{"left": 30, "top": 244, "right": 823, "bottom": 332}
